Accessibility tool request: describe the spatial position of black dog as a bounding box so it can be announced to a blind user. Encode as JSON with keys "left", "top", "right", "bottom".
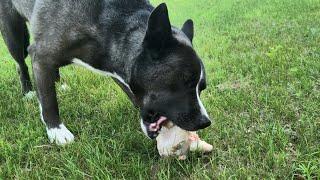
{"left": 0, "top": 0, "right": 211, "bottom": 145}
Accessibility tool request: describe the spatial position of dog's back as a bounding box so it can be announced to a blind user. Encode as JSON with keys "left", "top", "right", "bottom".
{"left": 0, "top": 0, "right": 152, "bottom": 95}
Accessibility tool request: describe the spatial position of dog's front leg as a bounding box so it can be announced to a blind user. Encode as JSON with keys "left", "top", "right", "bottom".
{"left": 31, "top": 53, "right": 74, "bottom": 145}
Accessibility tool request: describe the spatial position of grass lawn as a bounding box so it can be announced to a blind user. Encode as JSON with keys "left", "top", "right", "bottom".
{"left": 0, "top": 0, "right": 319, "bottom": 179}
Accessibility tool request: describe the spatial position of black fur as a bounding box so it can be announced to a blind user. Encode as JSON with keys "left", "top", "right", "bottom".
{"left": 0, "top": 0, "right": 211, "bottom": 141}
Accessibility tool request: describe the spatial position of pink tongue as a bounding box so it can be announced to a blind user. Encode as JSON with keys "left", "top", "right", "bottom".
{"left": 149, "top": 116, "right": 167, "bottom": 132}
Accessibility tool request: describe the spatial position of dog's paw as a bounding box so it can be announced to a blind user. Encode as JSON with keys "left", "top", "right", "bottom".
{"left": 23, "top": 91, "right": 37, "bottom": 100}
{"left": 47, "top": 124, "right": 74, "bottom": 145}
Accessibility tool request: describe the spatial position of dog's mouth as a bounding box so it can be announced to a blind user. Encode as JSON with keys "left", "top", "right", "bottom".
{"left": 149, "top": 116, "right": 168, "bottom": 132}
{"left": 141, "top": 116, "right": 169, "bottom": 139}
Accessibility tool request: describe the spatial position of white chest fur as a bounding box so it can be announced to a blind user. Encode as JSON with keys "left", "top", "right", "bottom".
{"left": 72, "top": 59, "right": 132, "bottom": 92}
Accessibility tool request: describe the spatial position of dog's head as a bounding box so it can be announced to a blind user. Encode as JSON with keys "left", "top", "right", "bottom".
{"left": 131, "top": 3, "right": 211, "bottom": 139}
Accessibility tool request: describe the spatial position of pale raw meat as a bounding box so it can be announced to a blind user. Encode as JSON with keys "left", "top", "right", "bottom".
{"left": 156, "top": 122, "right": 213, "bottom": 159}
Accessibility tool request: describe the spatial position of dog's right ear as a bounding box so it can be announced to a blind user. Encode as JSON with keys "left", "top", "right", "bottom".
{"left": 144, "top": 3, "right": 172, "bottom": 50}
{"left": 182, "top": 19, "right": 194, "bottom": 42}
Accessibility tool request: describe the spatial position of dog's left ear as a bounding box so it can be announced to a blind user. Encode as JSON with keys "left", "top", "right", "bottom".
{"left": 144, "top": 3, "right": 172, "bottom": 50}
{"left": 182, "top": 19, "right": 194, "bottom": 42}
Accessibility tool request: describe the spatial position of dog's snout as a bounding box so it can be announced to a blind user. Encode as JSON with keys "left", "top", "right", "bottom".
{"left": 141, "top": 108, "right": 158, "bottom": 123}
{"left": 198, "top": 116, "right": 211, "bottom": 129}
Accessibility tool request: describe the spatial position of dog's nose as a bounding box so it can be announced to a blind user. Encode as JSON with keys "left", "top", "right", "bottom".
{"left": 198, "top": 116, "right": 211, "bottom": 129}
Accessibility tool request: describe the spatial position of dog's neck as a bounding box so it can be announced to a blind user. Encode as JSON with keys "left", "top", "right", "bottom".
{"left": 74, "top": 7, "right": 154, "bottom": 107}
{"left": 96, "top": 8, "right": 151, "bottom": 88}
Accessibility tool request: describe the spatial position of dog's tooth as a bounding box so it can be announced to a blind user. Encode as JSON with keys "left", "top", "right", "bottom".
{"left": 150, "top": 128, "right": 158, "bottom": 132}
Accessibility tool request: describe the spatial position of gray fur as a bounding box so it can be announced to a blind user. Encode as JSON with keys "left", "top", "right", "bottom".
{"left": 0, "top": 0, "right": 211, "bottom": 143}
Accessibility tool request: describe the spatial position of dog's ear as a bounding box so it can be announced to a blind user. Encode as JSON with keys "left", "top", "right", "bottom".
{"left": 144, "top": 3, "right": 172, "bottom": 50}
{"left": 182, "top": 19, "right": 194, "bottom": 42}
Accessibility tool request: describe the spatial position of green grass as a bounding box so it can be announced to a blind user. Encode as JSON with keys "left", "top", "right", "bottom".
{"left": 0, "top": 0, "right": 319, "bottom": 179}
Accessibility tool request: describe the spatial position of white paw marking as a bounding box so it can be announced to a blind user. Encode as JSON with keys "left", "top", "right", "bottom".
{"left": 24, "top": 91, "right": 36, "bottom": 100}
{"left": 47, "top": 124, "right": 74, "bottom": 145}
